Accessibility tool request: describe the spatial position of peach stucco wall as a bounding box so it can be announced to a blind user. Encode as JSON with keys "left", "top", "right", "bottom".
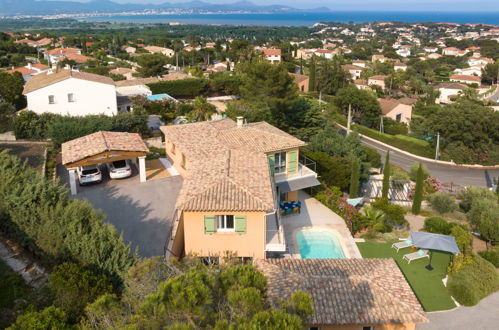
{"left": 309, "top": 322, "right": 416, "bottom": 330}
{"left": 183, "top": 211, "right": 267, "bottom": 259}
{"left": 385, "top": 104, "right": 412, "bottom": 124}
{"left": 164, "top": 138, "right": 188, "bottom": 177}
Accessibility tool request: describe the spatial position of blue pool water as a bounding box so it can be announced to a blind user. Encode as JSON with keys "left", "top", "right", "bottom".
{"left": 296, "top": 229, "right": 346, "bottom": 259}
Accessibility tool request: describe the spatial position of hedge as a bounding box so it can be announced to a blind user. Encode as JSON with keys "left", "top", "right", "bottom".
{"left": 447, "top": 254, "right": 499, "bottom": 306}
{"left": 478, "top": 250, "right": 499, "bottom": 268}
{"left": 333, "top": 114, "right": 434, "bottom": 158}
{"left": 147, "top": 78, "right": 209, "bottom": 98}
{"left": 423, "top": 217, "right": 466, "bottom": 235}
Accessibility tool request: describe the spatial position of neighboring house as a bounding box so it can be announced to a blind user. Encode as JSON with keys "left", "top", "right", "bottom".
{"left": 423, "top": 46, "right": 439, "bottom": 53}
{"left": 368, "top": 75, "right": 387, "bottom": 89}
{"left": 352, "top": 60, "right": 366, "bottom": 68}
{"left": 161, "top": 117, "right": 319, "bottom": 260}
{"left": 437, "top": 82, "right": 467, "bottom": 104}
{"left": 341, "top": 64, "right": 364, "bottom": 80}
{"left": 23, "top": 69, "right": 117, "bottom": 116}
{"left": 144, "top": 46, "right": 175, "bottom": 57}
{"left": 314, "top": 49, "right": 335, "bottom": 59}
{"left": 124, "top": 46, "right": 136, "bottom": 54}
{"left": 36, "top": 38, "right": 52, "bottom": 47}
{"left": 255, "top": 258, "right": 428, "bottom": 330}
{"left": 289, "top": 73, "right": 309, "bottom": 93}
{"left": 44, "top": 48, "right": 81, "bottom": 64}
{"left": 394, "top": 62, "right": 408, "bottom": 71}
{"left": 7, "top": 63, "right": 49, "bottom": 81}
{"left": 371, "top": 54, "right": 386, "bottom": 62}
{"left": 109, "top": 67, "right": 135, "bottom": 80}
{"left": 467, "top": 56, "right": 494, "bottom": 67}
{"left": 14, "top": 38, "right": 38, "bottom": 47}
{"left": 396, "top": 48, "right": 411, "bottom": 57}
{"left": 378, "top": 97, "right": 414, "bottom": 124}
{"left": 450, "top": 74, "right": 481, "bottom": 85}
{"left": 262, "top": 49, "right": 282, "bottom": 63}
{"left": 115, "top": 77, "right": 159, "bottom": 97}
{"left": 455, "top": 67, "right": 482, "bottom": 77}
{"left": 354, "top": 79, "right": 369, "bottom": 90}
{"left": 442, "top": 47, "right": 459, "bottom": 56}
{"left": 60, "top": 53, "right": 93, "bottom": 64}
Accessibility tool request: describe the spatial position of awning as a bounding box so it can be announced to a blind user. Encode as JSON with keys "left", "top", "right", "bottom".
{"left": 276, "top": 176, "right": 321, "bottom": 193}
{"left": 410, "top": 231, "right": 461, "bottom": 254}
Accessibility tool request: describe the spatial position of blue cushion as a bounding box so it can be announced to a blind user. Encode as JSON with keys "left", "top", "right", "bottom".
{"left": 417, "top": 250, "right": 424, "bottom": 256}
{"left": 405, "top": 239, "right": 412, "bottom": 244}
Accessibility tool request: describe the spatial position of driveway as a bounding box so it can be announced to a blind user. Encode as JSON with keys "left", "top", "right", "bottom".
{"left": 417, "top": 291, "right": 499, "bottom": 330}
{"left": 59, "top": 163, "right": 182, "bottom": 257}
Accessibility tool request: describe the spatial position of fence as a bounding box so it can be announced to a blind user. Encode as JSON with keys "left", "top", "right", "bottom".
{"left": 362, "top": 179, "right": 413, "bottom": 202}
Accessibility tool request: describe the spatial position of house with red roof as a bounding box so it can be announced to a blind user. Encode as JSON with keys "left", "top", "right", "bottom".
{"left": 450, "top": 74, "right": 481, "bottom": 85}
{"left": 6, "top": 63, "right": 50, "bottom": 81}
{"left": 262, "top": 49, "right": 282, "bottom": 63}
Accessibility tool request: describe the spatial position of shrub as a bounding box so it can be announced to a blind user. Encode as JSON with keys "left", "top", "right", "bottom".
{"left": 363, "top": 146, "right": 381, "bottom": 168}
{"left": 306, "top": 151, "right": 351, "bottom": 191}
{"left": 478, "top": 250, "right": 499, "bottom": 268}
{"left": 49, "top": 262, "right": 113, "bottom": 322}
{"left": 7, "top": 306, "right": 68, "bottom": 330}
{"left": 409, "top": 162, "right": 430, "bottom": 181}
{"left": 447, "top": 254, "right": 499, "bottom": 306}
{"left": 11, "top": 111, "right": 56, "bottom": 140}
{"left": 209, "top": 73, "right": 242, "bottom": 95}
{"left": 147, "top": 78, "right": 209, "bottom": 98}
{"left": 371, "top": 198, "right": 407, "bottom": 227}
{"left": 424, "top": 217, "right": 453, "bottom": 234}
{"left": 457, "top": 186, "right": 497, "bottom": 213}
{"left": 467, "top": 198, "right": 499, "bottom": 245}
{"left": 451, "top": 225, "right": 473, "bottom": 255}
{"left": 428, "top": 192, "right": 457, "bottom": 214}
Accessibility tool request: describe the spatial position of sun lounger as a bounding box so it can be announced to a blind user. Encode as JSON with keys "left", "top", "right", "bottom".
{"left": 391, "top": 239, "right": 412, "bottom": 252}
{"left": 403, "top": 249, "right": 429, "bottom": 264}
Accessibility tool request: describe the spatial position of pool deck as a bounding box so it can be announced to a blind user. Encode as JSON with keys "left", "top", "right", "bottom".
{"left": 281, "top": 191, "right": 362, "bottom": 259}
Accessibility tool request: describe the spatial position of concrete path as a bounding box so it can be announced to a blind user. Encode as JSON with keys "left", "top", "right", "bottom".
{"left": 406, "top": 214, "right": 425, "bottom": 231}
{"left": 281, "top": 191, "right": 362, "bottom": 258}
{"left": 417, "top": 291, "right": 499, "bottom": 330}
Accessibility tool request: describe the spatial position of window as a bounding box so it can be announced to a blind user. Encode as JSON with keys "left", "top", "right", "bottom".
{"left": 48, "top": 95, "right": 55, "bottom": 104}
{"left": 216, "top": 215, "right": 235, "bottom": 232}
{"left": 67, "top": 93, "right": 75, "bottom": 102}
{"left": 362, "top": 327, "right": 373, "bottom": 330}
{"left": 274, "top": 152, "right": 286, "bottom": 174}
{"left": 396, "top": 113, "right": 402, "bottom": 122}
{"left": 309, "top": 327, "right": 320, "bottom": 330}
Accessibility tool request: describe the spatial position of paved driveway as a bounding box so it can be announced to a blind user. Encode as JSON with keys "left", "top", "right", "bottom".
{"left": 417, "top": 291, "right": 499, "bottom": 330}
{"left": 60, "top": 164, "right": 182, "bottom": 257}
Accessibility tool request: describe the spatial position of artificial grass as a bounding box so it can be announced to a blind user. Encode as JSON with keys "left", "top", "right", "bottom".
{"left": 357, "top": 241, "right": 456, "bottom": 312}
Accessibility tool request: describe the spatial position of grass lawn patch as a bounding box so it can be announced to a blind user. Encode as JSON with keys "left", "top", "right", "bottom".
{"left": 357, "top": 241, "right": 456, "bottom": 312}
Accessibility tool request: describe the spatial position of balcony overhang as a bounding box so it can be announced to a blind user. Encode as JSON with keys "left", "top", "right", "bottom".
{"left": 275, "top": 175, "right": 321, "bottom": 193}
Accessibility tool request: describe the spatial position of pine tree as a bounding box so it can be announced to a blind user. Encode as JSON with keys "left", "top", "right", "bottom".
{"left": 308, "top": 55, "right": 316, "bottom": 92}
{"left": 349, "top": 158, "right": 360, "bottom": 198}
{"left": 412, "top": 163, "right": 424, "bottom": 214}
{"left": 381, "top": 151, "right": 390, "bottom": 199}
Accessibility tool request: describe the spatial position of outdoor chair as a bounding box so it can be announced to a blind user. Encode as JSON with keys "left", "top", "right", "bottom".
{"left": 403, "top": 249, "right": 429, "bottom": 264}
{"left": 391, "top": 239, "right": 413, "bottom": 252}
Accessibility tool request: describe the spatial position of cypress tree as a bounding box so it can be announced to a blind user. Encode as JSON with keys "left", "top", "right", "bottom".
{"left": 309, "top": 55, "right": 316, "bottom": 92}
{"left": 381, "top": 151, "right": 390, "bottom": 199}
{"left": 349, "top": 158, "right": 360, "bottom": 198}
{"left": 412, "top": 163, "right": 424, "bottom": 214}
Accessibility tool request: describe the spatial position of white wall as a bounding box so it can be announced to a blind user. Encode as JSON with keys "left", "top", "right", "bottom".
{"left": 27, "top": 77, "right": 117, "bottom": 116}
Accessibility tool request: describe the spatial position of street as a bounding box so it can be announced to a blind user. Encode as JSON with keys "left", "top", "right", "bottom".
{"left": 361, "top": 137, "right": 499, "bottom": 188}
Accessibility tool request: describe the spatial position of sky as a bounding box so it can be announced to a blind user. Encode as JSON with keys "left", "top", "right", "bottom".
{"left": 58, "top": 0, "right": 499, "bottom": 12}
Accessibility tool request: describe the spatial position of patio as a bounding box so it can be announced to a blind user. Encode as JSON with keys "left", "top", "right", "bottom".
{"left": 278, "top": 191, "right": 362, "bottom": 258}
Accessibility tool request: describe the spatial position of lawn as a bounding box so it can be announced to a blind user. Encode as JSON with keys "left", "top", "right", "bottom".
{"left": 357, "top": 241, "right": 456, "bottom": 312}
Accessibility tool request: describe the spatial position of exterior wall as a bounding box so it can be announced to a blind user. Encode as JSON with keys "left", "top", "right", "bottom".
{"left": 368, "top": 79, "right": 386, "bottom": 90}
{"left": 26, "top": 77, "right": 117, "bottom": 116}
{"left": 183, "top": 211, "right": 267, "bottom": 259}
{"left": 164, "top": 138, "right": 189, "bottom": 177}
{"left": 438, "top": 88, "right": 461, "bottom": 104}
{"left": 287, "top": 190, "right": 298, "bottom": 201}
{"left": 385, "top": 104, "right": 412, "bottom": 124}
{"left": 308, "top": 322, "right": 416, "bottom": 330}
{"left": 297, "top": 80, "right": 309, "bottom": 93}
{"left": 267, "top": 148, "right": 300, "bottom": 180}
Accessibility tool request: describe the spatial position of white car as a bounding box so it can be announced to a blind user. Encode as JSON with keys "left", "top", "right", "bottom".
{"left": 106, "top": 159, "right": 132, "bottom": 179}
{"left": 77, "top": 165, "right": 102, "bottom": 185}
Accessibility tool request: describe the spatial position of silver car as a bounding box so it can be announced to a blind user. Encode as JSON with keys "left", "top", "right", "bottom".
{"left": 106, "top": 159, "right": 132, "bottom": 179}
{"left": 77, "top": 165, "right": 102, "bottom": 185}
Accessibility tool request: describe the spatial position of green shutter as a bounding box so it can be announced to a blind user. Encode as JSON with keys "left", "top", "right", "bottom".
{"left": 235, "top": 216, "right": 247, "bottom": 234}
{"left": 204, "top": 215, "right": 215, "bottom": 234}
{"left": 288, "top": 150, "right": 298, "bottom": 174}
{"left": 267, "top": 154, "right": 275, "bottom": 177}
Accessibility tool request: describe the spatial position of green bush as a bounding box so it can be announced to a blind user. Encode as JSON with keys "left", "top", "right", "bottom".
{"left": 424, "top": 217, "right": 453, "bottom": 234}
{"left": 209, "top": 73, "right": 242, "bottom": 95}
{"left": 147, "top": 78, "right": 209, "bottom": 98}
{"left": 428, "top": 192, "right": 458, "bottom": 214}
{"left": 7, "top": 306, "right": 68, "bottom": 330}
{"left": 409, "top": 162, "right": 430, "bottom": 181}
{"left": 305, "top": 151, "right": 351, "bottom": 191}
{"left": 478, "top": 250, "right": 499, "bottom": 267}
{"left": 457, "top": 186, "right": 497, "bottom": 213}
{"left": 447, "top": 254, "right": 499, "bottom": 306}
{"left": 12, "top": 111, "right": 56, "bottom": 140}
{"left": 371, "top": 198, "right": 407, "bottom": 227}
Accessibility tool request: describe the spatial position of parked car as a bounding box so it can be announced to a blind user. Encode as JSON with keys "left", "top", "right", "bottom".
{"left": 106, "top": 159, "right": 132, "bottom": 179}
{"left": 77, "top": 165, "right": 102, "bottom": 185}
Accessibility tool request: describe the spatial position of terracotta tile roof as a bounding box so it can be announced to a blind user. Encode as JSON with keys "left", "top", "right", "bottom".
{"left": 437, "top": 82, "right": 467, "bottom": 89}
{"left": 289, "top": 73, "right": 309, "bottom": 84}
{"left": 378, "top": 98, "right": 413, "bottom": 114}
{"left": 61, "top": 131, "right": 148, "bottom": 165}
{"left": 254, "top": 258, "right": 428, "bottom": 326}
{"left": 263, "top": 49, "right": 281, "bottom": 56}
{"left": 342, "top": 64, "right": 364, "bottom": 71}
{"left": 23, "top": 69, "right": 115, "bottom": 94}
{"left": 161, "top": 118, "right": 303, "bottom": 212}
{"left": 32, "top": 63, "right": 49, "bottom": 70}
{"left": 36, "top": 38, "right": 52, "bottom": 46}
{"left": 114, "top": 77, "right": 159, "bottom": 87}
{"left": 7, "top": 67, "right": 37, "bottom": 75}
{"left": 369, "top": 75, "right": 387, "bottom": 81}
{"left": 61, "top": 53, "right": 93, "bottom": 63}
{"left": 450, "top": 74, "right": 481, "bottom": 82}
{"left": 161, "top": 73, "right": 192, "bottom": 81}
{"left": 44, "top": 47, "right": 80, "bottom": 56}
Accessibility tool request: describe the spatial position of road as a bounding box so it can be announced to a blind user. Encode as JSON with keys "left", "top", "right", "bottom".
{"left": 360, "top": 136, "right": 499, "bottom": 188}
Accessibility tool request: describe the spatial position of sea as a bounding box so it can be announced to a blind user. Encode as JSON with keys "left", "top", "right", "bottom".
{"left": 80, "top": 11, "right": 499, "bottom": 26}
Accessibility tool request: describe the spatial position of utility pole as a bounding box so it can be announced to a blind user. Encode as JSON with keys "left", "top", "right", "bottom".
{"left": 435, "top": 132, "right": 440, "bottom": 160}
{"left": 379, "top": 115, "right": 384, "bottom": 134}
{"left": 319, "top": 91, "right": 322, "bottom": 103}
{"left": 176, "top": 52, "right": 179, "bottom": 71}
{"left": 347, "top": 104, "right": 352, "bottom": 135}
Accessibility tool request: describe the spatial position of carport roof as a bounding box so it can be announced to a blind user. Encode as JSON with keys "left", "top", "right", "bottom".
{"left": 62, "top": 131, "right": 149, "bottom": 166}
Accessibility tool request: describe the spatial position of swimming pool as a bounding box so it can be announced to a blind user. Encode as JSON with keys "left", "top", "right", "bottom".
{"left": 296, "top": 228, "right": 346, "bottom": 259}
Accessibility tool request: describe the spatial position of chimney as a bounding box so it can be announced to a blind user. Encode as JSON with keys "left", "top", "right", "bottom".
{"left": 236, "top": 116, "right": 244, "bottom": 128}
{"left": 27, "top": 62, "right": 32, "bottom": 70}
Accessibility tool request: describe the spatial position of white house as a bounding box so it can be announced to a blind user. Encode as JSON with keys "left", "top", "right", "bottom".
{"left": 23, "top": 69, "right": 117, "bottom": 116}
{"left": 437, "top": 82, "right": 467, "bottom": 104}
{"left": 341, "top": 64, "right": 363, "bottom": 79}
{"left": 44, "top": 48, "right": 82, "bottom": 64}
{"left": 450, "top": 74, "right": 481, "bottom": 85}
{"left": 144, "top": 46, "right": 175, "bottom": 57}
{"left": 262, "top": 49, "right": 282, "bottom": 63}
{"left": 394, "top": 62, "right": 408, "bottom": 71}
{"left": 7, "top": 63, "right": 49, "bottom": 81}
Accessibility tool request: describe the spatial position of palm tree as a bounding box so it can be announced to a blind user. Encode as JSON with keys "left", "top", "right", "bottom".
{"left": 363, "top": 204, "right": 386, "bottom": 225}
{"left": 189, "top": 96, "right": 217, "bottom": 122}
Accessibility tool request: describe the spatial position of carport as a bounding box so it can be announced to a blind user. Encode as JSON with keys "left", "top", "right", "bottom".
{"left": 61, "top": 131, "right": 149, "bottom": 195}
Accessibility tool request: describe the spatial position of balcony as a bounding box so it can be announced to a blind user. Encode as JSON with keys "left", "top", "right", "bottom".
{"left": 274, "top": 156, "right": 320, "bottom": 193}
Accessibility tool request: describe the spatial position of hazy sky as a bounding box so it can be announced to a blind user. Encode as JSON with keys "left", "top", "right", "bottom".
{"left": 65, "top": 0, "right": 499, "bottom": 12}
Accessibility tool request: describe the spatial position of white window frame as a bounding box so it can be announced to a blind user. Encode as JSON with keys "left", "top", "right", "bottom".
{"left": 48, "top": 95, "right": 55, "bottom": 104}
{"left": 274, "top": 152, "right": 287, "bottom": 174}
{"left": 67, "top": 93, "right": 75, "bottom": 103}
{"left": 216, "top": 215, "right": 235, "bottom": 232}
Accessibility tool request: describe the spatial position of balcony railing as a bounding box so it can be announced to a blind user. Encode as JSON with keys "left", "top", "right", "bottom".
{"left": 274, "top": 155, "right": 317, "bottom": 183}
